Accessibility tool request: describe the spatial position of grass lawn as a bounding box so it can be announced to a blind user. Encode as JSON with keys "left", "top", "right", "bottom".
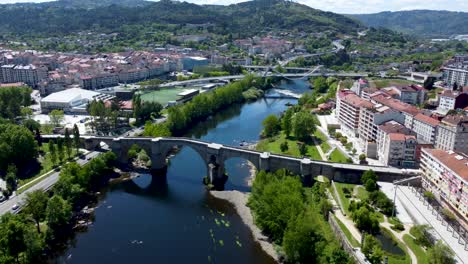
{"left": 403, "top": 234, "right": 428, "bottom": 264}
{"left": 314, "top": 130, "right": 331, "bottom": 153}
{"left": 18, "top": 142, "right": 79, "bottom": 188}
{"left": 256, "top": 132, "right": 323, "bottom": 161}
{"left": 334, "top": 182, "right": 356, "bottom": 214}
{"left": 370, "top": 79, "right": 415, "bottom": 89}
{"left": 356, "top": 186, "right": 369, "bottom": 200}
{"left": 329, "top": 148, "right": 350, "bottom": 163}
{"left": 333, "top": 214, "right": 360, "bottom": 247}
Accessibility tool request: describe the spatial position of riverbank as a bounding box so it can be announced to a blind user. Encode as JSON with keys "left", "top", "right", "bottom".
{"left": 210, "top": 190, "right": 280, "bottom": 263}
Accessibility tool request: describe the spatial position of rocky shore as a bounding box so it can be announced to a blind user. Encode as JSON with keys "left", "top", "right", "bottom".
{"left": 210, "top": 190, "right": 280, "bottom": 262}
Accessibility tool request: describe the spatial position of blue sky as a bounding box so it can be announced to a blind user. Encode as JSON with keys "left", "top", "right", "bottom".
{"left": 0, "top": 0, "right": 467, "bottom": 14}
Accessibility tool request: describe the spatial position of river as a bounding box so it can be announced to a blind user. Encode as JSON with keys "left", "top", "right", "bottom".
{"left": 53, "top": 79, "right": 310, "bottom": 264}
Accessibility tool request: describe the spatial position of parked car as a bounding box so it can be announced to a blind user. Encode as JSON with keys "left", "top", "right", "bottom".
{"left": 11, "top": 204, "right": 19, "bottom": 211}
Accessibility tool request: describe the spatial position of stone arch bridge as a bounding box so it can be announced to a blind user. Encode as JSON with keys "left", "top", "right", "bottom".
{"left": 42, "top": 135, "right": 411, "bottom": 188}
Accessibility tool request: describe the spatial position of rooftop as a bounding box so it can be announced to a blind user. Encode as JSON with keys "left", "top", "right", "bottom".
{"left": 423, "top": 149, "right": 468, "bottom": 181}
{"left": 388, "top": 133, "right": 416, "bottom": 141}
{"left": 441, "top": 114, "right": 468, "bottom": 127}
{"left": 338, "top": 90, "right": 374, "bottom": 108}
{"left": 371, "top": 94, "right": 421, "bottom": 116}
{"left": 379, "top": 120, "right": 413, "bottom": 135}
{"left": 414, "top": 113, "right": 440, "bottom": 127}
{"left": 41, "top": 88, "right": 101, "bottom": 104}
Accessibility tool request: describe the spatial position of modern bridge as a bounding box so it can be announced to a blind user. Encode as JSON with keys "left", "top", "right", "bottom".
{"left": 43, "top": 135, "right": 412, "bottom": 189}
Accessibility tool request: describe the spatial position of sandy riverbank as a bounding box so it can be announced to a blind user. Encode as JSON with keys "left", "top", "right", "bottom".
{"left": 210, "top": 190, "right": 280, "bottom": 262}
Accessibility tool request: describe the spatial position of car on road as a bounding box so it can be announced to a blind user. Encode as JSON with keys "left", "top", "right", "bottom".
{"left": 11, "top": 204, "right": 19, "bottom": 211}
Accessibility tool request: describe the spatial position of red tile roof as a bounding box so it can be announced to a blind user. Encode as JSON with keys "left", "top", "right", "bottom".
{"left": 371, "top": 94, "right": 421, "bottom": 116}
{"left": 423, "top": 149, "right": 468, "bottom": 181}
{"left": 414, "top": 113, "right": 440, "bottom": 127}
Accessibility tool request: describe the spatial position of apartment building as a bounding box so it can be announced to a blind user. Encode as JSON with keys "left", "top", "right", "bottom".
{"left": 438, "top": 90, "right": 468, "bottom": 113}
{"left": 370, "top": 93, "right": 421, "bottom": 129}
{"left": 81, "top": 74, "right": 119, "bottom": 90}
{"left": 336, "top": 90, "right": 374, "bottom": 137}
{"left": 377, "top": 121, "right": 418, "bottom": 167}
{"left": 412, "top": 113, "right": 440, "bottom": 144}
{"left": 358, "top": 104, "right": 402, "bottom": 158}
{"left": 421, "top": 149, "right": 468, "bottom": 220}
{"left": 0, "top": 64, "right": 47, "bottom": 87}
{"left": 436, "top": 115, "right": 468, "bottom": 154}
{"left": 443, "top": 66, "right": 468, "bottom": 87}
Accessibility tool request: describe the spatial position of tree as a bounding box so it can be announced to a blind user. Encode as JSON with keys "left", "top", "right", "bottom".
{"left": 57, "top": 138, "right": 65, "bottom": 163}
{"left": 313, "top": 76, "right": 328, "bottom": 93}
{"left": 0, "top": 124, "right": 38, "bottom": 174}
{"left": 282, "top": 108, "right": 293, "bottom": 137}
{"left": 362, "top": 234, "right": 383, "bottom": 264}
{"left": 362, "top": 170, "right": 378, "bottom": 192}
{"left": 0, "top": 213, "right": 27, "bottom": 262}
{"left": 48, "top": 109, "right": 64, "bottom": 127}
{"left": 64, "top": 128, "right": 73, "bottom": 159}
{"left": 262, "top": 114, "right": 281, "bottom": 137}
{"left": 46, "top": 195, "right": 72, "bottom": 231}
{"left": 428, "top": 241, "right": 456, "bottom": 264}
{"left": 280, "top": 141, "right": 289, "bottom": 152}
{"left": 73, "top": 124, "right": 80, "bottom": 153}
{"left": 23, "top": 190, "right": 48, "bottom": 233}
{"left": 293, "top": 111, "right": 316, "bottom": 141}
{"left": 5, "top": 165, "right": 17, "bottom": 195}
{"left": 143, "top": 122, "right": 171, "bottom": 137}
{"left": 283, "top": 208, "right": 326, "bottom": 263}
{"left": 359, "top": 154, "right": 367, "bottom": 162}
{"left": 351, "top": 206, "right": 380, "bottom": 233}
{"left": 298, "top": 142, "right": 307, "bottom": 156}
{"left": 411, "top": 225, "right": 432, "bottom": 247}
{"left": 49, "top": 142, "right": 58, "bottom": 166}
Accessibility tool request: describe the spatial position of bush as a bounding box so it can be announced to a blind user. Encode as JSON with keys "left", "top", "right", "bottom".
{"left": 424, "top": 191, "right": 435, "bottom": 201}
{"left": 340, "top": 137, "right": 348, "bottom": 145}
{"left": 391, "top": 222, "right": 405, "bottom": 231}
{"left": 335, "top": 132, "right": 342, "bottom": 139}
{"left": 442, "top": 208, "right": 456, "bottom": 222}
{"left": 280, "top": 141, "right": 289, "bottom": 152}
{"left": 410, "top": 225, "right": 432, "bottom": 248}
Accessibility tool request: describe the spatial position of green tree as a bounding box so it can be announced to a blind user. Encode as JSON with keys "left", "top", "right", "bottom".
{"left": 73, "top": 124, "right": 80, "bottom": 153}
{"left": 411, "top": 225, "right": 432, "bottom": 247}
{"left": 143, "top": 122, "right": 171, "bottom": 137}
{"left": 428, "top": 241, "right": 456, "bottom": 264}
{"left": 0, "top": 124, "right": 38, "bottom": 173}
{"left": 48, "top": 109, "right": 64, "bottom": 127}
{"left": 262, "top": 114, "right": 281, "bottom": 137}
{"left": 0, "top": 213, "right": 27, "bottom": 262}
{"left": 283, "top": 208, "right": 326, "bottom": 263}
{"left": 351, "top": 205, "right": 380, "bottom": 233}
{"left": 5, "top": 165, "right": 17, "bottom": 194}
{"left": 23, "top": 190, "right": 48, "bottom": 233}
{"left": 314, "top": 76, "right": 328, "bottom": 93}
{"left": 280, "top": 141, "right": 289, "bottom": 152}
{"left": 46, "top": 195, "right": 72, "bottom": 231}
{"left": 362, "top": 234, "right": 383, "bottom": 264}
{"left": 282, "top": 108, "right": 293, "bottom": 137}
{"left": 362, "top": 170, "right": 378, "bottom": 192}
{"left": 49, "top": 142, "right": 58, "bottom": 166}
{"left": 64, "top": 128, "right": 73, "bottom": 159}
{"left": 293, "top": 111, "right": 316, "bottom": 141}
{"left": 298, "top": 142, "right": 307, "bottom": 156}
{"left": 57, "top": 138, "right": 65, "bottom": 163}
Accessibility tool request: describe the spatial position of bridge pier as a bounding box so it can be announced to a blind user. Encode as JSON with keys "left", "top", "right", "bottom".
{"left": 150, "top": 138, "right": 168, "bottom": 172}
{"left": 300, "top": 158, "right": 314, "bottom": 186}
{"left": 208, "top": 163, "right": 227, "bottom": 190}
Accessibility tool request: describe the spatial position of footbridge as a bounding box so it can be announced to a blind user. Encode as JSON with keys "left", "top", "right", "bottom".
{"left": 42, "top": 135, "right": 410, "bottom": 188}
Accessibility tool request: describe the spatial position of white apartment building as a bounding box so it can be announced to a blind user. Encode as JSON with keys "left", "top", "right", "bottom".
{"left": 437, "top": 90, "right": 468, "bottom": 113}
{"left": 336, "top": 90, "right": 374, "bottom": 137}
{"left": 40, "top": 88, "right": 114, "bottom": 113}
{"left": 0, "top": 64, "right": 48, "bottom": 87}
{"left": 436, "top": 115, "right": 468, "bottom": 154}
{"left": 421, "top": 149, "right": 468, "bottom": 220}
{"left": 443, "top": 66, "right": 468, "bottom": 87}
{"left": 358, "top": 104, "right": 402, "bottom": 158}
{"left": 377, "top": 121, "right": 417, "bottom": 168}
{"left": 412, "top": 113, "right": 440, "bottom": 144}
{"left": 370, "top": 94, "right": 421, "bottom": 130}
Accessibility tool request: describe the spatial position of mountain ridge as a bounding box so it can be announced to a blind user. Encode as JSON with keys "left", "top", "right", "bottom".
{"left": 349, "top": 10, "right": 468, "bottom": 38}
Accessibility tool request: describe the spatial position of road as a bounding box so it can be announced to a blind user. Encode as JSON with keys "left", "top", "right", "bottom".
{"left": 0, "top": 151, "right": 101, "bottom": 216}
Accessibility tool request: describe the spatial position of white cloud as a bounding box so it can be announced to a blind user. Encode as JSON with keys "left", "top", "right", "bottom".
{"left": 0, "top": 0, "right": 466, "bottom": 14}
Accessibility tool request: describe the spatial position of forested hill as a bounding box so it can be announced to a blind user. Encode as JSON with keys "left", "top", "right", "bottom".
{"left": 0, "top": 0, "right": 363, "bottom": 37}
{"left": 350, "top": 10, "right": 468, "bottom": 38}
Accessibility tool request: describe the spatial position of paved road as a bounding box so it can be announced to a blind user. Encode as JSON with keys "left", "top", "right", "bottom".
{"left": 0, "top": 151, "right": 101, "bottom": 216}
